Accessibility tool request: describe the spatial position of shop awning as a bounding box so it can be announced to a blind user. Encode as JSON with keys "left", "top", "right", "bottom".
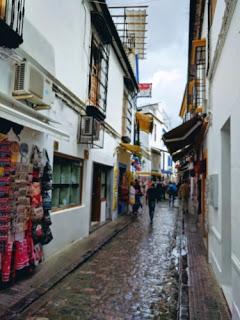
{"left": 135, "top": 112, "right": 153, "bottom": 133}
{"left": 172, "top": 144, "right": 193, "bottom": 162}
{"left": 162, "top": 116, "right": 203, "bottom": 154}
{"left": 120, "top": 143, "right": 141, "bottom": 154}
{"left": 177, "top": 163, "right": 189, "bottom": 174}
{"left": 0, "top": 103, "right": 69, "bottom": 140}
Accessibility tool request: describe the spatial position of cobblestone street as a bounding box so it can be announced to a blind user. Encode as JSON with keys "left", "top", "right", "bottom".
{"left": 21, "top": 202, "right": 178, "bottom": 320}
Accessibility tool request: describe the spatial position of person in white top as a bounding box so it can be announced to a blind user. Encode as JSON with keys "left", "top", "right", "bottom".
{"left": 129, "top": 182, "right": 136, "bottom": 214}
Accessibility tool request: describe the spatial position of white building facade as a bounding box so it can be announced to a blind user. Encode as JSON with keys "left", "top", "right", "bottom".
{"left": 0, "top": 0, "right": 138, "bottom": 282}
{"left": 200, "top": 0, "right": 240, "bottom": 317}
{"left": 137, "top": 103, "right": 174, "bottom": 178}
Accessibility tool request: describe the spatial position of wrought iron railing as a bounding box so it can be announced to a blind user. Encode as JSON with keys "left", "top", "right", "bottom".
{"left": 0, "top": 0, "right": 25, "bottom": 48}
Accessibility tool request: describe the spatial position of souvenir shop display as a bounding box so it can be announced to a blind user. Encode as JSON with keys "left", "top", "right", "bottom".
{"left": 0, "top": 132, "right": 53, "bottom": 286}
{"left": 40, "top": 149, "right": 53, "bottom": 245}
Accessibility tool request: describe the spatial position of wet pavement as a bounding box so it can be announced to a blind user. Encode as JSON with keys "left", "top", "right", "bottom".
{"left": 21, "top": 202, "right": 178, "bottom": 320}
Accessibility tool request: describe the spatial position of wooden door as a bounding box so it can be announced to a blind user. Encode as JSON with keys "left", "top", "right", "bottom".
{"left": 91, "top": 165, "right": 101, "bottom": 222}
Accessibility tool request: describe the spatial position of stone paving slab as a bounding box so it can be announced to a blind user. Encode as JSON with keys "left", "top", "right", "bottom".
{"left": 185, "top": 214, "right": 231, "bottom": 320}
{"left": 0, "top": 215, "right": 133, "bottom": 320}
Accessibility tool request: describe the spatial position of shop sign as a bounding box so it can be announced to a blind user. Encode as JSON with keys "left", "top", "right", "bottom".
{"left": 137, "top": 83, "right": 152, "bottom": 98}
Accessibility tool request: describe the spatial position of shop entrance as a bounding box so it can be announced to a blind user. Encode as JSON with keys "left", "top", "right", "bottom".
{"left": 91, "top": 164, "right": 101, "bottom": 224}
{"left": 91, "top": 163, "right": 111, "bottom": 227}
{"left": 118, "top": 163, "right": 128, "bottom": 215}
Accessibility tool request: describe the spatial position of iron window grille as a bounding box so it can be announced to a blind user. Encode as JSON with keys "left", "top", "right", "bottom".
{"left": 122, "top": 93, "right": 133, "bottom": 140}
{"left": 0, "top": 0, "right": 25, "bottom": 48}
{"left": 88, "top": 36, "right": 110, "bottom": 114}
{"left": 195, "top": 45, "right": 206, "bottom": 110}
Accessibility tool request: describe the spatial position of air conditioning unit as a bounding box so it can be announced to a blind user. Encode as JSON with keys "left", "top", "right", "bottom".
{"left": 79, "top": 116, "right": 101, "bottom": 144}
{"left": 12, "top": 62, "right": 54, "bottom": 109}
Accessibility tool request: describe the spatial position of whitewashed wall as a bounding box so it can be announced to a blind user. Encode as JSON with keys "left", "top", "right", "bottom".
{"left": 0, "top": 0, "right": 130, "bottom": 260}
{"left": 140, "top": 131, "right": 150, "bottom": 150}
{"left": 23, "top": 0, "right": 91, "bottom": 101}
{"left": 209, "top": 0, "right": 227, "bottom": 64}
{"left": 151, "top": 152, "right": 160, "bottom": 172}
{"left": 106, "top": 47, "right": 124, "bottom": 135}
{"left": 206, "top": 1, "right": 240, "bottom": 317}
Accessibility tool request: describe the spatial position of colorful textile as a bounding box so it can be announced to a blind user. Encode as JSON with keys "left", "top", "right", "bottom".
{"left": 1, "top": 241, "right": 13, "bottom": 282}
{"left": 15, "top": 240, "right": 29, "bottom": 270}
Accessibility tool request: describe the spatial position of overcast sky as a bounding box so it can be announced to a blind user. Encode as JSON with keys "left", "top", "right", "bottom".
{"left": 107, "top": 0, "right": 190, "bottom": 127}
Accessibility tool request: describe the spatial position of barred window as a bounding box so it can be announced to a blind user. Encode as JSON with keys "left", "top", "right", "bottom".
{"left": 89, "top": 36, "right": 110, "bottom": 113}
{"left": 195, "top": 45, "right": 206, "bottom": 108}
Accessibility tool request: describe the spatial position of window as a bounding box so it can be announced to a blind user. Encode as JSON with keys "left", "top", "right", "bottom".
{"left": 52, "top": 154, "right": 83, "bottom": 210}
{"left": 191, "top": 40, "right": 206, "bottom": 111}
{"left": 121, "top": 93, "right": 128, "bottom": 136}
{"left": 89, "top": 36, "right": 110, "bottom": 113}
{"left": 122, "top": 93, "right": 133, "bottom": 138}
{"left": 195, "top": 44, "right": 206, "bottom": 108}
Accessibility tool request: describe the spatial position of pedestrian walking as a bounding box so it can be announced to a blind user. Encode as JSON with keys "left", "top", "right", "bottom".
{"left": 156, "top": 179, "right": 162, "bottom": 203}
{"left": 129, "top": 182, "right": 136, "bottom": 214}
{"left": 178, "top": 179, "right": 190, "bottom": 214}
{"left": 162, "top": 180, "right": 167, "bottom": 200}
{"left": 167, "top": 182, "right": 177, "bottom": 207}
{"left": 146, "top": 181, "right": 157, "bottom": 224}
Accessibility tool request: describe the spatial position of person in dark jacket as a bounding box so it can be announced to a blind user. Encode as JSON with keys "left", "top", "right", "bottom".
{"left": 156, "top": 179, "right": 162, "bottom": 202}
{"left": 146, "top": 181, "right": 157, "bottom": 224}
{"left": 133, "top": 179, "right": 142, "bottom": 213}
{"left": 167, "top": 182, "right": 177, "bottom": 207}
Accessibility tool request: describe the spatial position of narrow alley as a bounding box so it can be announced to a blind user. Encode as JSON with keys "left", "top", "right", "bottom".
{"left": 0, "top": 0, "right": 239, "bottom": 318}
{"left": 20, "top": 203, "right": 178, "bottom": 319}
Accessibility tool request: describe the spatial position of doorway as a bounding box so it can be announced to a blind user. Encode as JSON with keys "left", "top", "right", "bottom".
{"left": 91, "top": 163, "right": 112, "bottom": 227}
{"left": 91, "top": 164, "right": 101, "bottom": 224}
{"left": 118, "top": 163, "right": 128, "bottom": 215}
{"left": 221, "top": 118, "right": 232, "bottom": 305}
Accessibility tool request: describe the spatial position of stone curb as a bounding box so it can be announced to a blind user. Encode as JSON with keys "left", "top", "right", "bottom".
{"left": 1, "top": 216, "right": 134, "bottom": 320}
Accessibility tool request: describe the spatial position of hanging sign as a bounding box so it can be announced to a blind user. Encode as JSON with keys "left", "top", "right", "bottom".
{"left": 137, "top": 83, "right": 152, "bottom": 98}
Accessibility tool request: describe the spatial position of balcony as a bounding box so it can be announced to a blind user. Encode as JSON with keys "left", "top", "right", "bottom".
{"left": 0, "top": 0, "right": 25, "bottom": 49}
